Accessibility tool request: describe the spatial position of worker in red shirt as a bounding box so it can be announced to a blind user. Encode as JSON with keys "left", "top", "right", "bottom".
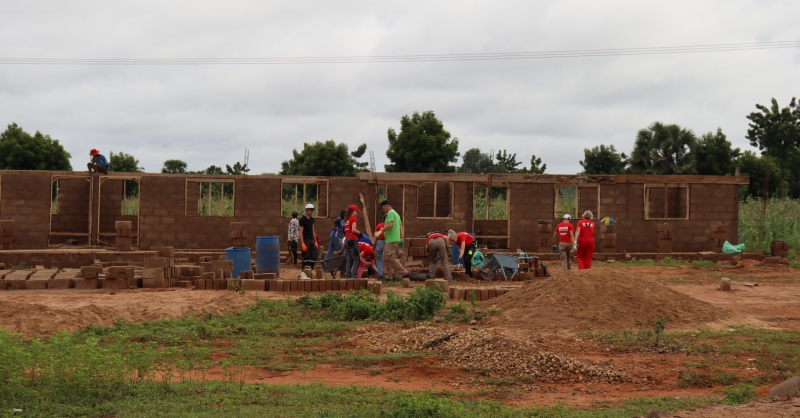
{"left": 575, "top": 211, "right": 596, "bottom": 269}
{"left": 425, "top": 232, "right": 452, "bottom": 281}
{"left": 357, "top": 241, "right": 375, "bottom": 278}
{"left": 374, "top": 222, "right": 385, "bottom": 279}
{"left": 448, "top": 230, "right": 476, "bottom": 277}
{"left": 553, "top": 214, "right": 576, "bottom": 271}
{"left": 343, "top": 205, "right": 361, "bottom": 278}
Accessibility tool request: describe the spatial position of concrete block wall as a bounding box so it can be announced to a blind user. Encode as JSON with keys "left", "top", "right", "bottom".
{"left": 0, "top": 171, "right": 54, "bottom": 248}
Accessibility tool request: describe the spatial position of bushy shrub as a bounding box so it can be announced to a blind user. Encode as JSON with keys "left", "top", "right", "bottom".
{"left": 302, "top": 286, "right": 447, "bottom": 322}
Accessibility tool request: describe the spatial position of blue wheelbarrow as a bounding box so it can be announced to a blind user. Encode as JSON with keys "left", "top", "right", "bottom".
{"left": 477, "top": 253, "right": 538, "bottom": 281}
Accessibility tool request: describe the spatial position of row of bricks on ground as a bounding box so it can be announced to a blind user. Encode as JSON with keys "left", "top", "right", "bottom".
{"left": 195, "top": 278, "right": 383, "bottom": 294}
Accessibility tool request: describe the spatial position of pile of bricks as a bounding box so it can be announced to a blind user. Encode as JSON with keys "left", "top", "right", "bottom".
{"left": 516, "top": 261, "right": 544, "bottom": 279}
{"left": 601, "top": 223, "right": 616, "bottom": 251}
{"left": 142, "top": 247, "right": 176, "bottom": 288}
{"left": 656, "top": 223, "right": 673, "bottom": 253}
{"left": 104, "top": 266, "right": 135, "bottom": 289}
{"left": 771, "top": 240, "right": 789, "bottom": 258}
{"left": 537, "top": 221, "right": 553, "bottom": 252}
{"left": 404, "top": 238, "right": 430, "bottom": 268}
{"left": 449, "top": 286, "right": 515, "bottom": 302}
{"left": 0, "top": 220, "right": 14, "bottom": 250}
{"left": 710, "top": 223, "right": 727, "bottom": 252}
{"left": 175, "top": 265, "right": 204, "bottom": 288}
{"left": 231, "top": 222, "right": 248, "bottom": 247}
{"left": 115, "top": 221, "right": 133, "bottom": 251}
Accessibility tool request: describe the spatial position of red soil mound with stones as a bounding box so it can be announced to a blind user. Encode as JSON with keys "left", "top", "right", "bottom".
{"left": 480, "top": 269, "right": 731, "bottom": 337}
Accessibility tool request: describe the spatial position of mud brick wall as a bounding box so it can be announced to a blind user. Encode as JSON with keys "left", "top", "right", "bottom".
{"left": 509, "top": 183, "right": 555, "bottom": 251}
{"left": 0, "top": 171, "right": 55, "bottom": 248}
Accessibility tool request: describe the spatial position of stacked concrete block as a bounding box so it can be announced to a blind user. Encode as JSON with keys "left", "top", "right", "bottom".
{"left": 0, "top": 220, "right": 14, "bottom": 250}
{"left": 710, "top": 223, "right": 727, "bottom": 252}
{"left": 655, "top": 223, "right": 673, "bottom": 253}
{"left": 450, "top": 286, "right": 514, "bottom": 302}
{"left": 115, "top": 221, "right": 133, "bottom": 251}
{"left": 537, "top": 221, "right": 553, "bottom": 252}
{"left": 50, "top": 270, "right": 78, "bottom": 289}
{"left": 771, "top": 240, "right": 789, "bottom": 258}
{"left": 231, "top": 222, "right": 248, "bottom": 247}
{"left": 601, "top": 224, "right": 617, "bottom": 252}
{"left": 210, "top": 260, "right": 233, "bottom": 278}
{"left": 27, "top": 269, "right": 58, "bottom": 290}
{"left": 103, "top": 266, "right": 134, "bottom": 289}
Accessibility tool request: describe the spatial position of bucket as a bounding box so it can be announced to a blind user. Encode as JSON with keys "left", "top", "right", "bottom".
{"left": 255, "top": 236, "right": 281, "bottom": 277}
{"left": 603, "top": 216, "right": 615, "bottom": 226}
{"left": 225, "top": 247, "right": 252, "bottom": 279}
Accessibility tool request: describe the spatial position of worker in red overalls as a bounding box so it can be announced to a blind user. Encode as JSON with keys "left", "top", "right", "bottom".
{"left": 575, "top": 211, "right": 596, "bottom": 269}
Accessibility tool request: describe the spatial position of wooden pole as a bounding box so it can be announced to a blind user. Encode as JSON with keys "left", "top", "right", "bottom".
{"left": 359, "top": 193, "right": 374, "bottom": 242}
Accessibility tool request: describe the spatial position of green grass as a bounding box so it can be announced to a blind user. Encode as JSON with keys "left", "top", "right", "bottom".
{"left": 739, "top": 198, "right": 800, "bottom": 255}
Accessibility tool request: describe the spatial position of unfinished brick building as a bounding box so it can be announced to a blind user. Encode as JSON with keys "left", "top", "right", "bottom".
{"left": 0, "top": 170, "right": 748, "bottom": 255}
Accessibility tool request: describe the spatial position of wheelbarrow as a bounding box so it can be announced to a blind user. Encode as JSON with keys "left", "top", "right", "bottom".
{"left": 477, "top": 253, "right": 538, "bottom": 281}
{"left": 308, "top": 256, "right": 346, "bottom": 279}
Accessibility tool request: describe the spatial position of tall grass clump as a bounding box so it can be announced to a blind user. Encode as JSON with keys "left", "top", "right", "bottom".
{"left": 299, "top": 286, "right": 447, "bottom": 322}
{"left": 738, "top": 198, "right": 800, "bottom": 254}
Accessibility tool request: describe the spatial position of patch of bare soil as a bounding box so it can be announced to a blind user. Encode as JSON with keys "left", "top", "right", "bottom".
{"left": 667, "top": 397, "right": 800, "bottom": 417}
{"left": 0, "top": 289, "right": 257, "bottom": 338}
{"left": 480, "top": 269, "right": 732, "bottom": 337}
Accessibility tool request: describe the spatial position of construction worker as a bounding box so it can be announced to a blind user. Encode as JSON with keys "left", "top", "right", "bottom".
{"left": 373, "top": 221, "right": 385, "bottom": 279}
{"left": 298, "top": 204, "right": 318, "bottom": 269}
{"left": 448, "top": 230, "right": 476, "bottom": 277}
{"left": 426, "top": 232, "right": 452, "bottom": 281}
{"left": 287, "top": 211, "right": 300, "bottom": 265}
{"left": 87, "top": 149, "right": 108, "bottom": 174}
{"left": 343, "top": 204, "right": 361, "bottom": 278}
{"left": 324, "top": 210, "right": 346, "bottom": 260}
{"left": 575, "top": 211, "right": 596, "bottom": 269}
{"left": 357, "top": 241, "right": 375, "bottom": 278}
{"left": 553, "top": 214, "right": 576, "bottom": 271}
{"left": 376, "top": 200, "right": 409, "bottom": 280}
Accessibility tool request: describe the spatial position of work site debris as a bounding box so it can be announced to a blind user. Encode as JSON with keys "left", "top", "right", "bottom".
{"left": 354, "top": 324, "right": 626, "bottom": 383}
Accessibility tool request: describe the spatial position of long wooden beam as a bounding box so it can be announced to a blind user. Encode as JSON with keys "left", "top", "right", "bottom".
{"left": 357, "top": 172, "right": 750, "bottom": 185}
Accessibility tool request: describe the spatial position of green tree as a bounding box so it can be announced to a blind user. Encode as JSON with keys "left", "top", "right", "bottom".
{"left": 385, "top": 111, "right": 459, "bottom": 173}
{"left": 522, "top": 154, "right": 547, "bottom": 174}
{"left": 108, "top": 151, "right": 143, "bottom": 172}
{"left": 226, "top": 162, "right": 250, "bottom": 175}
{"left": 0, "top": 123, "right": 72, "bottom": 170}
{"left": 630, "top": 122, "right": 697, "bottom": 175}
{"left": 280, "top": 140, "right": 367, "bottom": 177}
{"left": 161, "top": 159, "right": 187, "bottom": 174}
{"left": 494, "top": 150, "right": 522, "bottom": 173}
{"left": 580, "top": 144, "right": 627, "bottom": 174}
{"left": 746, "top": 97, "right": 800, "bottom": 198}
{"left": 457, "top": 148, "right": 492, "bottom": 174}
{"left": 736, "top": 151, "right": 781, "bottom": 199}
{"left": 694, "top": 129, "right": 741, "bottom": 176}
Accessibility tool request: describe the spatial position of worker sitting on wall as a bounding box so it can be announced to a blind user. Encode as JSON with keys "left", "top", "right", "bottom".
{"left": 87, "top": 149, "right": 108, "bottom": 174}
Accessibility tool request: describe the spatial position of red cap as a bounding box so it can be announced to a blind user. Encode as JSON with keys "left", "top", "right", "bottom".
{"left": 89, "top": 149, "right": 100, "bottom": 156}
{"left": 348, "top": 204, "right": 361, "bottom": 213}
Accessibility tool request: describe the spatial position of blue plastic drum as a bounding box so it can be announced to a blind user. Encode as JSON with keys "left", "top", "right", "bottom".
{"left": 255, "top": 236, "right": 281, "bottom": 277}
{"left": 225, "top": 247, "right": 251, "bottom": 279}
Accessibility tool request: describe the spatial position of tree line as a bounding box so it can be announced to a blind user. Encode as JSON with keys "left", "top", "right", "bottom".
{"left": 1, "top": 97, "right": 797, "bottom": 199}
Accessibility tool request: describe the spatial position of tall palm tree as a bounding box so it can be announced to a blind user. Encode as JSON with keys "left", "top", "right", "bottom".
{"left": 630, "top": 122, "right": 697, "bottom": 175}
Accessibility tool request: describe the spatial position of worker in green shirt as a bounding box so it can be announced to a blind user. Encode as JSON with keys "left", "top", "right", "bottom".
{"left": 375, "top": 200, "right": 409, "bottom": 280}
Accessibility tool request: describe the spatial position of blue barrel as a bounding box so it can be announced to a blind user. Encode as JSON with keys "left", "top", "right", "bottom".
{"left": 225, "top": 247, "right": 252, "bottom": 279}
{"left": 255, "top": 236, "right": 281, "bottom": 277}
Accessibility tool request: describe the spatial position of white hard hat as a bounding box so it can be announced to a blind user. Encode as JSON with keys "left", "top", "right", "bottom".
{"left": 563, "top": 214, "right": 571, "bottom": 219}
{"left": 305, "top": 203, "right": 315, "bottom": 210}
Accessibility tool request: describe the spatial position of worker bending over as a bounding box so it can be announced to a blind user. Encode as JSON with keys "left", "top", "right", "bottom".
{"left": 448, "top": 230, "right": 476, "bottom": 277}
{"left": 426, "top": 232, "right": 452, "bottom": 281}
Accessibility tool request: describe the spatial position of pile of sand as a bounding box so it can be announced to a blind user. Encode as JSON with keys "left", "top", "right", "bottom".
{"left": 0, "top": 291, "right": 256, "bottom": 338}
{"left": 480, "top": 269, "right": 731, "bottom": 336}
{"left": 355, "top": 323, "right": 625, "bottom": 383}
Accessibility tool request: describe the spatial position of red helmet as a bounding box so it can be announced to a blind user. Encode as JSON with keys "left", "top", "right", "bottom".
{"left": 89, "top": 149, "right": 100, "bottom": 156}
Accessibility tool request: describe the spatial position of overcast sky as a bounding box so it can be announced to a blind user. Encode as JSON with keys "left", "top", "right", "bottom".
{"left": 2, "top": 1, "right": 799, "bottom": 174}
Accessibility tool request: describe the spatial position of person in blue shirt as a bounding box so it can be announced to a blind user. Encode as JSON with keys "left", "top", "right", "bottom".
{"left": 358, "top": 232, "right": 372, "bottom": 246}
{"left": 88, "top": 149, "right": 108, "bottom": 174}
{"left": 324, "top": 211, "right": 346, "bottom": 260}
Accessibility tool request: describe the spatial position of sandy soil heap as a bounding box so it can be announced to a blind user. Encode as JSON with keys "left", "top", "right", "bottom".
{"left": 480, "top": 269, "right": 732, "bottom": 336}
{"left": 355, "top": 324, "right": 625, "bottom": 383}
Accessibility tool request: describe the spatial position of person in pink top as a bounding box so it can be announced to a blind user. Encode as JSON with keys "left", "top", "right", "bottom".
{"left": 575, "top": 211, "right": 596, "bottom": 269}
{"left": 343, "top": 205, "right": 361, "bottom": 278}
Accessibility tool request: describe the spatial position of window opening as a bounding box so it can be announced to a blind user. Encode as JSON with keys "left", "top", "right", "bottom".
{"left": 644, "top": 184, "right": 689, "bottom": 220}
{"left": 281, "top": 180, "right": 329, "bottom": 217}
{"left": 51, "top": 179, "right": 59, "bottom": 215}
{"left": 554, "top": 187, "right": 578, "bottom": 218}
{"left": 473, "top": 186, "right": 508, "bottom": 220}
{"left": 189, "top": 180, "right": 235, "bottom": 217}
{"left": 417, "top": 182, "right": 453, "bottom": 218}
{"left": 122, "top": 180, "right": 139, "bottom": 215}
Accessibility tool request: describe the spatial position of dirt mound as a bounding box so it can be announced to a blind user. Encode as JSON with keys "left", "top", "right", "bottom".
{"left": 354, "top": 324, "right": 625, "bottom": 383}
{"left": 0, "top": 290, "right": 256, "bottom": 338}
{"left": 480, "top": 269, "right": 731, "bottom": 336}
